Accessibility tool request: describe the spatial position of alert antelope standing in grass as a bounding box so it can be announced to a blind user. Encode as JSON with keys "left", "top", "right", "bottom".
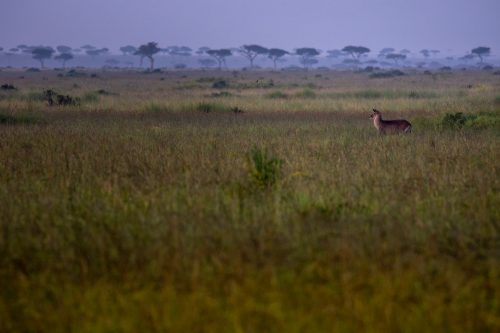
{"left": 370, "top": 109, "right": 412, "bottom": 134}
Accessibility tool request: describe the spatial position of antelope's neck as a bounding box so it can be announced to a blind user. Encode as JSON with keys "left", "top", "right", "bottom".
{"left": 373, "top": 115, "right": 382, "bottom": 130}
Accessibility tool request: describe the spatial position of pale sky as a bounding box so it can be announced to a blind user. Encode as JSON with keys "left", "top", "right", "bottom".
{"left": 1, "top": 0, "right": 499, "bottom": 55}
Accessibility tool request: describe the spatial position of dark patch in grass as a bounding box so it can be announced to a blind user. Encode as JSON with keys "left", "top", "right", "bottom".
{"left": 210, "top": 91, "right": 232, "bottom": 98}
{"left": 369, "top": 70, "right": 405, "bottom": 78}
{"left": 195, "top": 102, "right": 229, "bottom": 113}
{"left": 65, "top": 70, "right": 87, "bottom": 78}
{"left": 0, "top": 112, "right": 40, "bottom": 125}
{"left": 266, "top": 91, "right": 288, "bottom": 99}
{"left": 212, "top": 80, "right": 229, "bottom": 89}
{"left": 25, "top": 68, "right": 40, "bottom": 73}
{"left": 1, "top": 84, "right": 17, "bottom": 90}
{"left": 96, "top": 89, "right": 117, "bottom": 96}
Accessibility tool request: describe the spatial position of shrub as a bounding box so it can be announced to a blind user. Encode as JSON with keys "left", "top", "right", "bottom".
{"left": 1, "top": 84, "right": 17, "bottom": 90}
{"left": 247, "top": 146, "right": 283, "bottom": 188}
{"left": 440, "top": 112, "right": 474, "bottom": 130}
{"left": 212, "top": 80, "right": 228, "bottom": 89}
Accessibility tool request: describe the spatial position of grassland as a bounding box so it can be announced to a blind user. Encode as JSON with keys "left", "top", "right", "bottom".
{"left": 0, "top": 68, "right": 499, "bottom": 332}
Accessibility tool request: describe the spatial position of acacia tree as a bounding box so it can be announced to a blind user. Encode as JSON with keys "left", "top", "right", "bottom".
{"left": 268, "top": 48, "right": 288, "bottom": 69}
{"left": 295, "top": 48, "right": 320, "bottom": 69}
{"left": 459, "top": 54, "right": 475, "bottom": 64}
{"left": 342, "top": 45, "right": 370, "bottom": 59}
{"left": 32, "top": 46, "right": 55, "bottom": 68}
{"left": 206, "top": 49, "right": 232, "bottom": 70}
{"left": 119, "top": 45, "right": 137, "bottom": 56}
{"left": 135, "top": 42, "right": 161, "bottom": 70}
{"left": 54, "top": 53, "right": 74, "bottom": 68}
{"left": 56, "top": 45, "right": 72, "bottom": 54}
{"left": 420, "top": 49, "right": 430, "bottom": 58}
{"left": 86, "top": 48, "right": 109, "bottom": 58}
{"left": 386, "top": 53, "right": 406, "bottom": 66}
{"left": 196, "top": 47, "right": 210, "bottom": 56}
{"left": 471, "top": 47, "right": 490, "bottom": 63}
{"left": 378, "top": 47, "right": 395, "bottom": 57}
{"left": 238, "top": 44, "right": 268, "bottom": 68}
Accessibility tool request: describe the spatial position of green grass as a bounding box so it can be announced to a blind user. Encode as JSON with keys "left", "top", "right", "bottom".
{"left": 0, "top": 69, "right": 499, "bottom": 332}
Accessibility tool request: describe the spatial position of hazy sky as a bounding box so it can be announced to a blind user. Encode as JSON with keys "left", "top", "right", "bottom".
{"left": 1, "top": 0, "right": 499, "bottom": 54}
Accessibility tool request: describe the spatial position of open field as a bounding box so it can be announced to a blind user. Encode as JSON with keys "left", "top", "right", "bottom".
{"left": 0, "top": 68, "right": 499, "bottom": 332}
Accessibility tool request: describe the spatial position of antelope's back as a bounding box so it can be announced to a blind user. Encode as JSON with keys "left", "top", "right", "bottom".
{"left": 383, "top": 119, "right": 412, "bottom": 132}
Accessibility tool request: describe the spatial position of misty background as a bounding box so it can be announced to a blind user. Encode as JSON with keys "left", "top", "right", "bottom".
{"left": 1, "top": 0, "right": 499, "bottom": 69}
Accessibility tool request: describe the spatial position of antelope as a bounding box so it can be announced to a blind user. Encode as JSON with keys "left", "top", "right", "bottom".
{"left": 370, "top": 109, "right": 412, "bottom": 134}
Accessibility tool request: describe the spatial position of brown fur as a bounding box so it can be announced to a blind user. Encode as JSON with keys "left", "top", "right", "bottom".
{"left": 370, "top": 109, "right": 411, "bottom": 134}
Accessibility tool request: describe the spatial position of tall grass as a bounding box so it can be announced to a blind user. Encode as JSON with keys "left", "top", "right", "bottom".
{"left": 0, "top": 69, "right": 498, "bottom": 332}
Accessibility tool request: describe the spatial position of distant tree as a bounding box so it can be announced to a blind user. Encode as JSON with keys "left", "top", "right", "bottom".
{"left": 135, "top": 42, "right": 161, "bottom": 70}
{"left": 378, "top": 47, "right": 395, "bottom": 57}
{"left": 198, "top": 58, "right": 217, "bottom": 69}
{"left": 119, "top": 45, "right": 137, "bottom": 56}
{"left": 32, "top": 46, "right": 55, "bottom": 68}
{"left": 268, "top": 48, "right": 288, "bottom": 69}
{"left": 56, "top": 45, "right": 72, "bottom": 54}
{"left": 342, "top": 45, "right": 370, "bottom": 59}
{"left": 81, "top": 44, "right": 96, "bottom": 51}
{"left": 206, "top": 49, "right": 232, "bottom": 70}
{"left": 295, "top": 47, "right": 320, "bottom": 69}
{"left": 400, "top": 49, "right": 411, "bottom": 55}
{"left": 9, "top": 48, "right": 19, "bottom": 53}
{"left": 196, "top": 47, "right": 210, "bottom": 56}
{"left": 168, "top": 46, "right": 192, "bottom": 57}
{"left": 54, "top": 53, "right": 74, "bottom": 68}
{"left": 386, "top": 53, "right": 406, "bottom": 65}
{"left": 86, "top": 48, "right": 109, "bottom": 58}
{"left": 0, "top": 47, "right": 3, "bottom": 52}
{"left": 238, "top": 44, "right": 269, "bottom": 68}
{"left": 471, "top": 46, "right": 490, "bottom": 63}
{"left": 459, "top": 54, "right": 475, "bottom": 64}
{"left": 326, "top": 49, "right": 344, "bottom": 58}
{"left": 17, "top": 44, "right": 29, "bottom": 50}
{"left": 420, "top": 49, "right": 430, "bottom": 58}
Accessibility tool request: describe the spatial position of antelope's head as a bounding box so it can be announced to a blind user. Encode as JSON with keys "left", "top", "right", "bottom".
{"left": 370, "top": 109, "right": 381, "bottom": 119}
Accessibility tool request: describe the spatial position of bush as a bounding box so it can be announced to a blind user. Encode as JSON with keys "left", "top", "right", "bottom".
{"left": 247, "top": 146, "right": 283, "bottom": 188}
{"left": 212, "top": 80, "right": 228, "bottom": 89}
{"left": 1, "top": 84, "right": 17, "bottom": 90}
{"left": 440, "top": 112, "right": 474, "bottom": 130}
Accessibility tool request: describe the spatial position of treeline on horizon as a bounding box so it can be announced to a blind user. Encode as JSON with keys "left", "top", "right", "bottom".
{"left": 0, "top": 42, "right": 493, "bottom": 70}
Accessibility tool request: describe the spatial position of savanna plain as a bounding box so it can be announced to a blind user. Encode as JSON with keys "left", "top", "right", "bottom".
{"left": 0, "top": 68, "right": 499, "bottom": 332}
